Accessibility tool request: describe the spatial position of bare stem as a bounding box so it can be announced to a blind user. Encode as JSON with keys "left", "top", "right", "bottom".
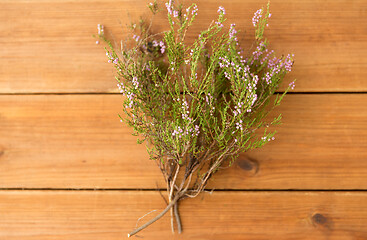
{"left": 128, "top": 192, "right": 183, "bottom": 238}
{"left": 174, "top": 201, "right": 182, "bottom": 234}
{"left": 170, "top": 203, "right": 175, "bottom": 233}
{"left": 169, "top": 165, "right": 180, "bottom": 233}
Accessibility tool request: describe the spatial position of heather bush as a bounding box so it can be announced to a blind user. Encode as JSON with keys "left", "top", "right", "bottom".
{"left": 96, "top": 0, "right": 295, "bottom": 236}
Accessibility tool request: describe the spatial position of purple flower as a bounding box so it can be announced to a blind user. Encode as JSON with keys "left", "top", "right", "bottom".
{"left": 261, "top": 136, "right": 275, "bottom": 142}
{"left": 97, "top": 24, "right": 104, "bottom": 35}
{"left": 252, "top": 8, "right": 262, "bottom": 27}
{"left": 191, "top": 5, "right": 198, "bottom": 16}
{"left": 224, "top": 72, "right": 231, "bottom": 79}
{"left": 132, "top": 76, "right": 139, "bottom": 89}
{"left": 219, "top": 56, "right": 230, "bottom": 68}
{"left": 215, "top": 21, "right": 223, "bottom": 28}
{"left": 192, "top": 125, "right": 200, "bottom": 137}
{"left": 132, "top": 35, "right": 140, "bottom": 42}
{"left": 117, "top": 82, "right": 126, "bottom": 94}
{"left": 180, "top": 99, "right": 192, "bottom": 121}
{"left": 126, "top": 92, "right": 135, "bottom": 108}
{"left": 159, "top": 41, "right": 166, "bottom": 54}
{"left": 235, "top": 119, "right": 243, "bottom": 131}
{"left": 172, "top": 126, "right": 184, "bottom": 138}
{"left": 229, "top": 23, "right": 238, "bottom": 42}
{"left": 289, "top": 80, "right": 296, "bottom": 90}
{"left": 284, "top": 54, "right": 294, "bottom": 72}
{"left": 251, "top": 41, "right": 267, "bottom": 64}
{"left": 160, "top": 47, "right": 166, "bottom": 54}
{"left": 217, "top": 6, "right": 225, "bottom": 15}
{"left": 263, "top": 72, "right": 272, "bottom": 85}
{"left": 165, "top": 0, "right": 173, "bottom": 15}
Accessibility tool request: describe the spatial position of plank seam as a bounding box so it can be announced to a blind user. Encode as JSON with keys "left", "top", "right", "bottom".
{"left": 0, "top": 92, "right": 367, "bottom": 95}
{"left": 0, "top": 188, "right": 366, "bottom": 192}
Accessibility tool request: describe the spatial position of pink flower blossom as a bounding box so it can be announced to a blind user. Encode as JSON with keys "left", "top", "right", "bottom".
{"left": 217, "top": 6, "right": 225, "bottom": 15}
{"left": 252, "top": 8, "right": 262, "bottom": 27}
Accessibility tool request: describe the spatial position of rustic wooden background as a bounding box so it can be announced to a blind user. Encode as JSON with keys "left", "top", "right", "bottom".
{"left": 1, "top": 0, "right": 367, "bottom": 239}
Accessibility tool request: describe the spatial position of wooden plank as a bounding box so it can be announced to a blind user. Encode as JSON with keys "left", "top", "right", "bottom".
{"left": 0, "top": 0, "right": 366, "bottom": 93}
{"left": 1, "top": 94, "right": 366, "bottom": 189}
{"left": 0, "top": 190, "right": 366, "bottom": 239}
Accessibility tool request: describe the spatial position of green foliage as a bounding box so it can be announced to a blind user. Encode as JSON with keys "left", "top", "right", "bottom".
{"left": 97, "top": 0, "right": 294, "bottom": 210}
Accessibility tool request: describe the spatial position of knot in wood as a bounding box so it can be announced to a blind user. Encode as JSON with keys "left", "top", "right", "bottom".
{"left": 237, "top": 156, "right": 259, "bottom": 174}
{"left": 312, "top": 213, "right": 327, "bottom": 225}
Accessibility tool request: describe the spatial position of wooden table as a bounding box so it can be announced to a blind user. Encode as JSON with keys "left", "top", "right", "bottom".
{"left": 1, "top": 0, "right": 366, "bottom": 239}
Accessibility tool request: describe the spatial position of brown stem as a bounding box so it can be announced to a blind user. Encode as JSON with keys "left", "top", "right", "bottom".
{"left": 174, "top": 201, "right": 182, "bottom": 234}
{"left": 170, "top": 203, "right": 175, "bottom": 233}
{"left": 169, "top": 165, "right": 180, "bottom": 233}
{"left": 128, "top": 192, "right": 183, "bottom": 238}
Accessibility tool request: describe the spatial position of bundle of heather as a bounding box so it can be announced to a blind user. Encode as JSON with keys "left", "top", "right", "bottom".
{"left": 96, "top": 0, "right": 295, "bottom": 236}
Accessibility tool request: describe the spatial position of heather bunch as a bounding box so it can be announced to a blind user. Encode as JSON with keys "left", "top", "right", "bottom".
{"left": 96, "top": 0, "right": 294, "bottom": 236}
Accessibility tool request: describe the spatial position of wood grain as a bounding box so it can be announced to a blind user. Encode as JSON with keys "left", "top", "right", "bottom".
{"left": 0, "top": 190, "right": 366, "bottom": 240}
{"left": 0, "top": 0, "right": 366, "bottom": 93}
{"left": 1, "top": 94, "right": 366, "bottom": 189}
{"left": 1, "top": 0, "right": 366, "bottom": 239}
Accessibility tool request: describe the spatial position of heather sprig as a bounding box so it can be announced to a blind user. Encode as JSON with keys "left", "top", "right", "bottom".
{"left": 96, "top": 0, "right": 294, "bottom": 237}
